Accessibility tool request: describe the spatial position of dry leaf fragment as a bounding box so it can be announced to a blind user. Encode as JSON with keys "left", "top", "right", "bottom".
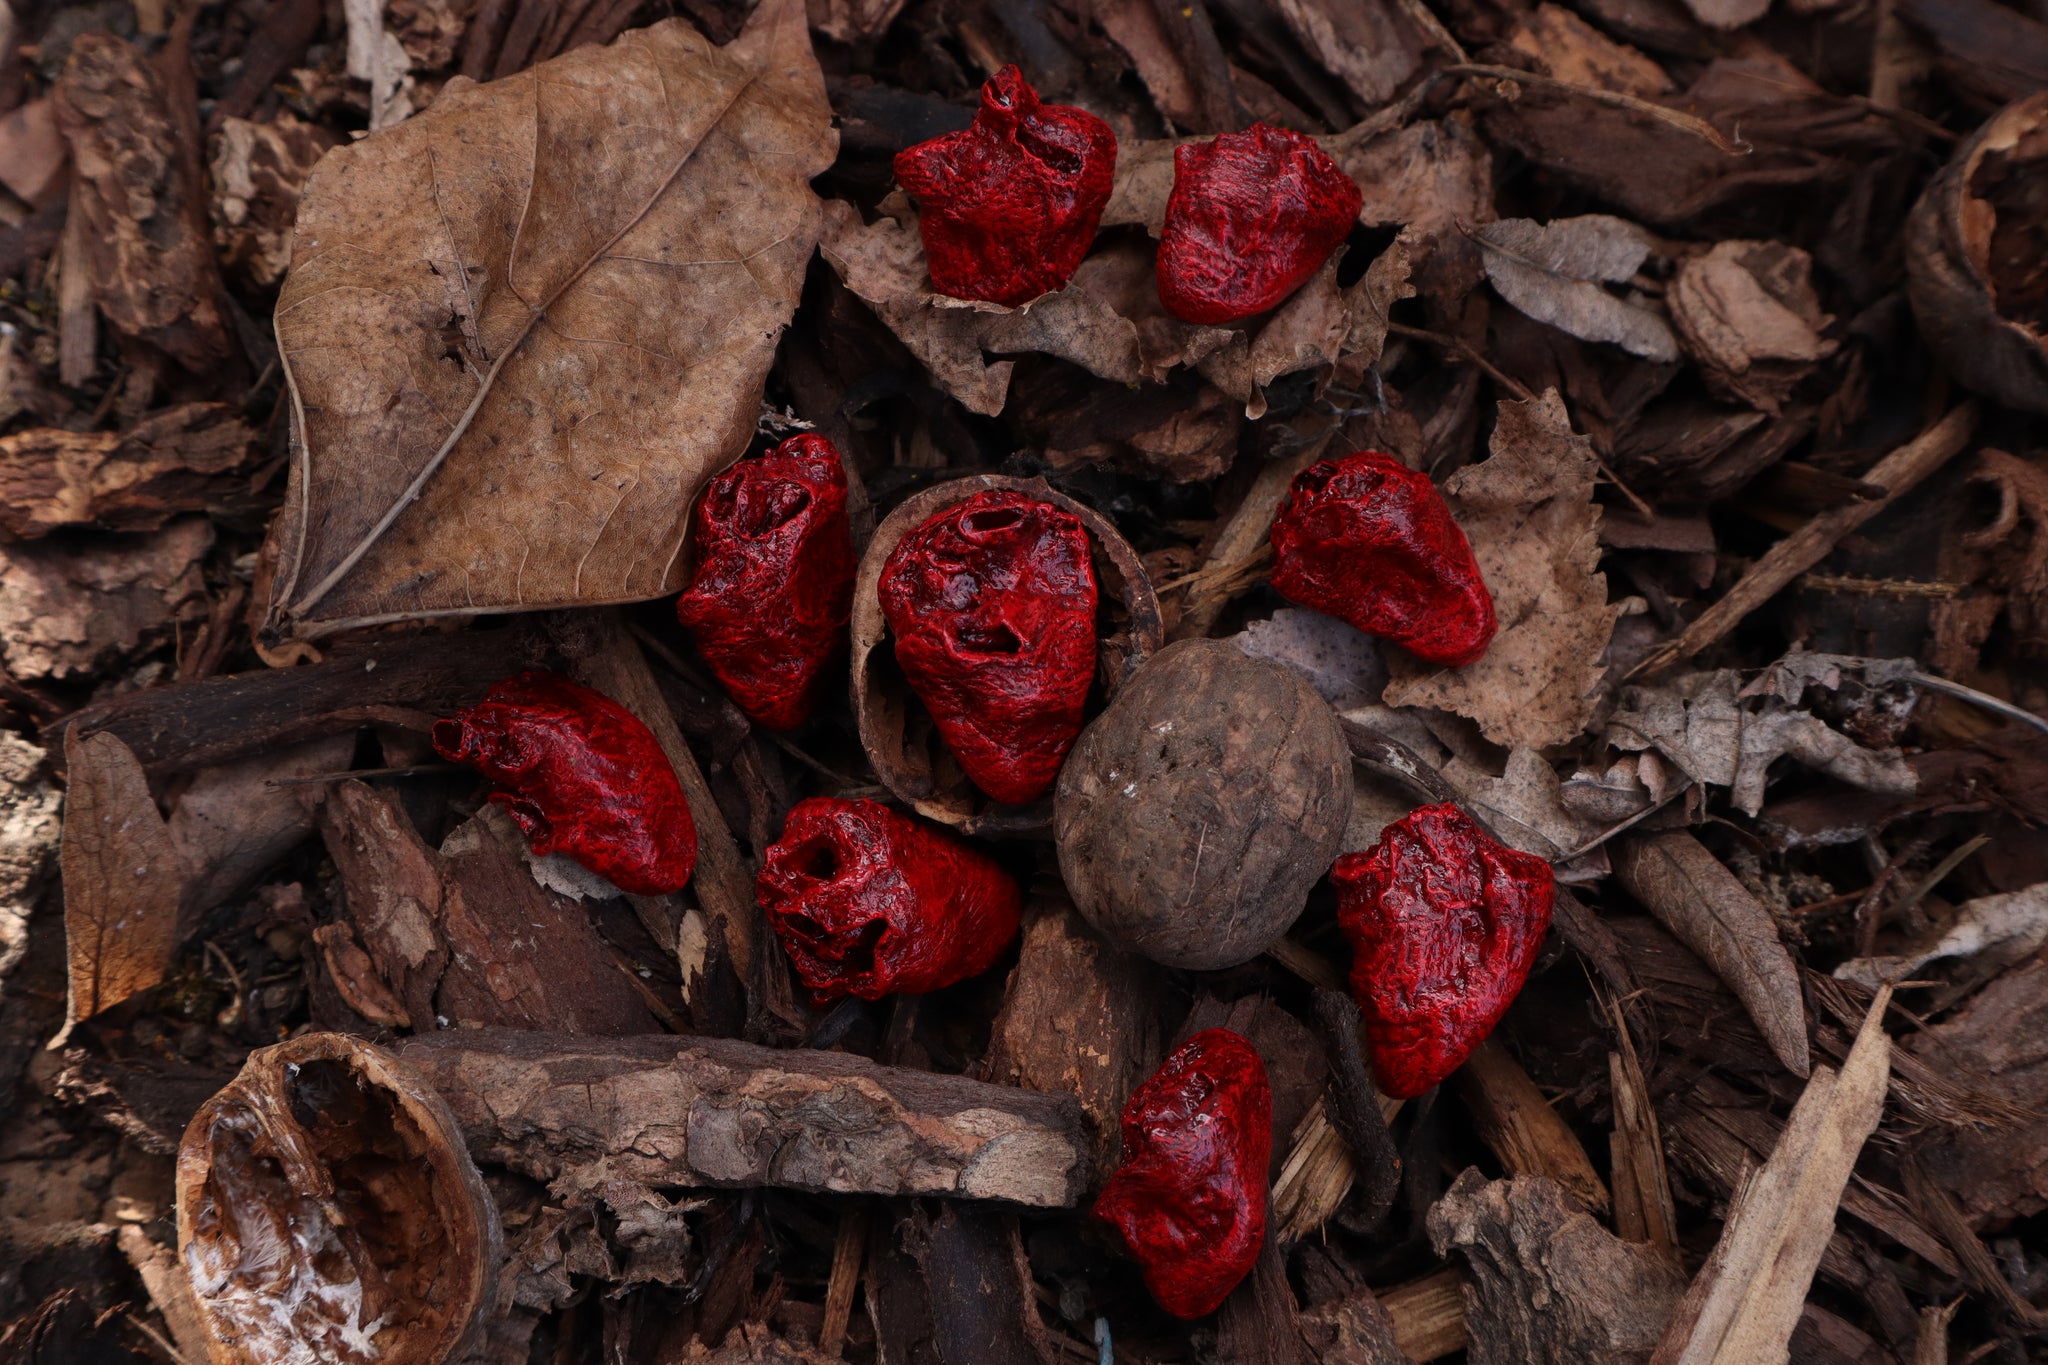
{"left": 0, "top": 405, "right": 259, "bottom": 540}
{"left": 1680, "top": 0, "right": 1771, "bottom": 31}
{"left": 166, "top": 733, "right": 356, "bottom": 923}
{"left": 53, "top": 35, "right": 232, "bottom": 376}
{"left": 817, "top": 199, "right": 1144, "bottom": 416}
{"left": 1835, "top": 881, "right": 2048, "bottom": 991}
{"left": 0, "top": 516, "right": 212, "bottom": 682}
{"left": 0, "top": 733, "right": 64, "bottom": 985}
{"left": 1670, "top": 241, "right": 1836, "bottom": 414}
{"left": 176, "top": 1032, "right": 501, "bottom": 1365}
{"left": 1476, "top": 216, "right": 1680, "bottom": 362}
{"left": 263, "top": 0, "right": 836, "bottom": 638}
{"left": 1383, "top": 391, "right": 1624, "bottom": 750}
{"left": 57, "top": 729, "right": 184, "bottom": 1040}
{"left": 1612, "top": 831, "right": 1812, "bottom": 1077}
{"left": 1428, "top": 1170, "right": 1688, "bottom": 1365}
{"left": 806, "top": 0, "right": 908, "bottom": 44}
{"left": 1650, "top": 988, "right": 1892, "bottom": 1365}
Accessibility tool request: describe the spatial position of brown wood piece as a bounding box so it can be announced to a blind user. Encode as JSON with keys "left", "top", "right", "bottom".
{"left": 818, "top": 1204, "right": 867, "bottom": 1358}
{"left": 1632, "top": 403, "right": 1978, "bottom": 678}
{"left": 397, "top": 1029, "right": 1094, "bottom": 1207}
{"left": 1456, "top": 1039, "right": 1611, "bottom": 1216}
{"left": 1608, "top": 1009, "right": 1679, "bottom": 1252}
{"left": 1377, "top": 1269, "right": 1469, "bottom": 1362}
{"left": 549, "top": 609, "right": 757, "bottom": 983}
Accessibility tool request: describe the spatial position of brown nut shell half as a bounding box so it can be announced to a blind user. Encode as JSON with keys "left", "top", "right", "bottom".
{"left": 851, "top": 475, "right": 1163, "bottom": 836}
{"left": 176, "top": 1032, "right": 500, "bottom": 1365}
{"left": 1906, "top": 92, "right": 2048, "bottom": 414}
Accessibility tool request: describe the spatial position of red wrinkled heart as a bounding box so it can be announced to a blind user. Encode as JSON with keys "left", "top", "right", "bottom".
{"left": 1156, "top": 123, "right": 1362, "bottom": 325}
{"left": 676, "top": 433, "right": 855, "bottom": 731}
{"left": 1270, "top": 451, "right": 1497, "bottom": 668}
{"left": 756, "top": 797, "right": 1022, "bottom": 1003}
{"left": 1334, "top": 803, "right": 1554, "bottom": 1098}
{"left": 1093, "top": 1027, "right": 1271, "bottom": 1319}
{"left": 878, "top": 490, "right": 1099, "bottom": 806}
{"left": 433, "top": 671, "right": 697, "bottom": 895}
{"left": 894, "top": 65, "right": 1117, "bottom": 307}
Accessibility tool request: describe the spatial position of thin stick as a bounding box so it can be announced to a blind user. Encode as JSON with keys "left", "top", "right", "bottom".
{"left": 1447, "top": 63, "right": 1751, "bottom": 155}
{"left": 1632, "top": 404, "right": 1978, "bottom": 679}
{"left": 818, "top": 1204, "right": 866, "bottom": 1358}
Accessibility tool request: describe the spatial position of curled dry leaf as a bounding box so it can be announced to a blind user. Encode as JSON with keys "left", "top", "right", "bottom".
{"left": 52, "top": 34, "right": 232, "bottom": 374}
{"left": 1906, "top": 92, "right": 2048, "bottom": 414}
{"left": 0, "top": 516, "right": 212, "bottom": 682}
{"left": 817, "top": 199, "right": 1144, "bottom": 417}
{"left": 0, "top": 404, "right": 259, "bottom": 540}
{"left": 176, "top": 1032, "right": 501, "bottom": 1365}
{"left": 850, "top": 475, "right": 1162, "bottom": 835}
{"left": 1649, "top": 989, "right": 1890, "bottom": 1365}
{"left": 58, "top": 729, "right": 183, "bottom": 1040}
{"left": 1670, "top": 241, "right": 1836, "bottom": 414}
{"left": 1835, "top": 881, "right": 2048, "bottom": 991}
{"left": 1476, "top": 215, "right": 1680, "bottom": 363}
{"left": 262, "top": 0, "right": 837, "bottom": 638}
{"left": 1383, "top": 392, "right": 1624, "bottom": 751}
{"left": 1612, "top": 831, "right": 1811, "bottom": 1077}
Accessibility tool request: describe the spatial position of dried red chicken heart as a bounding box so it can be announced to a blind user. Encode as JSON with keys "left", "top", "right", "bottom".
{"left": 756, "top": 797, "right": 1022, "bottom": 1003}
{"left": 894, "top": 65, "right": 1117, "bottom": 306}
{"left": 675, "top": 433, "right": 855, "bottom": 731}
{"left": 1156, "top": 123, "right": 1362, "bottom": 325}
{"left": 433, "top": 671, "right": 697, "bottom": 895}
{"left": 1334, "top": 803, "right": 1554, "bottom": 1099}
{"left": 1093, "top": 1027, "right": 1272, "bottom": 1319}
{"left": 1269, "top": 451, "right": 1497, "bottom": 667}
{"left": 878, "top": 490, "right": 1099, "bottom": 806}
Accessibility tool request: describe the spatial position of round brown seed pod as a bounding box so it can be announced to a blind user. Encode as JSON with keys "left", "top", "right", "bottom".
{"left": 1054, "top": 637, "right": 1353, "bottom": 969}
{"left": 176, "top": 1032, "right": 500, "bottom": 1365}
{"left": 851, "top": 474, "right": 1163, "bottom": 837}
{"left": 1906, "top": 92, "right": 2048, "bottom": 413}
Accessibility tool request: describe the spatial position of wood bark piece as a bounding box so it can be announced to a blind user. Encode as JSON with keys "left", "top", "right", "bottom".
{"left": 175, "top": 1033, "right": 501, "bottom": 1365}
{"left": 1215, "top": 1237, "right": 1309, "bottom": 1365}
{"left": 1613, "top": 831, "right": 1811, "bottom": 1077}
{"left": 897, "top": 1202, "right": 1059, "bottom": 1365}
{"left": 984, "top": 895, "right": 1167, "bottom": 1168}
{"left": 1608, "top": 1004, "right": 1678, "bottom": 1252}
{"left": 58, "top": 728, "right": 183, "bottom": 1040}
{"left": 1632, "top": 404, "right": 1978, "bottom": 677}
{"left": 1650, "top": 988, "right": 1893, "bottom": 1365}
{"left": 318, "top": 780, "right": 660, "bottom": 1035}
{"left": 1299, "top": 1282, "right": 1415, "bottom": 1365}
{"left": 1455, "top": 1039, "right": 1610, "bottom": 1216}
{"left": 1379, "top": 1269, "right": 1468, "bottom": 1361}
{"left": 549, "top": 609, "right": 756, "bottom": 983}
{"left": 54, "top": 623, "right": 549, "bottom": 775}
{"left": 397, "top": 1029, "right": 1094, "bottom": 1207}
{"left": 1429, "top": 1170, "right": 1688, "bottom": 1365}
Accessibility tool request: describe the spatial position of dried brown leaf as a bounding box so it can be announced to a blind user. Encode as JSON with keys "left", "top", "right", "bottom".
{"left": 1383, "top": 391, "right": 1623, "bottom": 749}
{"left": 1650, "top": 989, "right": 1892, "bottom": 1365}
{"left": 262, "top": 1, "right": 836, "bottom": 638}
{"left": 58, "top": 729, "right": 184, "bottom": 1036}
{"left": 52, "top": 35, "right": 231, "bottom": 374}
{"left": 1670, "top": 241, "right": 1835, "bottom": 413}
{"left": 1612, "top": 831, "right": 1812, "bottom": 1077}
{"left": 166, "top": 733, "right": 355, "bottom": 922}
{"left": 0, "top": 517, "right": 211, "bottom": 682}
{"left": 0, "top": 405, "right": 259, "bottom": 540}
{"left": 1477, "top": 216, "right": 1680, "bottom": 362}
{"left": 1335, "top": 115, "right": 1495, "bottom": 235}
{"left": 818, "top": 198, "right": 1144, "bottom": 415}
{"left": 1835, "top": 881, "right": 2048, "bottom": 990}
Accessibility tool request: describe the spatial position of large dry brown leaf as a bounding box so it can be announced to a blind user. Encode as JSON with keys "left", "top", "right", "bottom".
{"left": 1383, "top": 392, "right": 1622, "bottom": 749}
{"left": 1612, "top": 831, "right": 1811, "bottom": 1077}
{"left": 58, "top": 729, "right": 184, "bottom": 1038}
{"left": 1650, "top": 989, "right": 1891, "bottom": 1365}
{"left": 1477, "top": 216, "right": 1680, "bottom": 362}
{"left": 262, "top": 0, "right": 836, "bottom": 638}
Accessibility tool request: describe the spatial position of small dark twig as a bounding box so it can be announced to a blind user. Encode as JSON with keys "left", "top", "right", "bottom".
{"left": 1313, "top": 989, "right": 1402, "bottom": 1234}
